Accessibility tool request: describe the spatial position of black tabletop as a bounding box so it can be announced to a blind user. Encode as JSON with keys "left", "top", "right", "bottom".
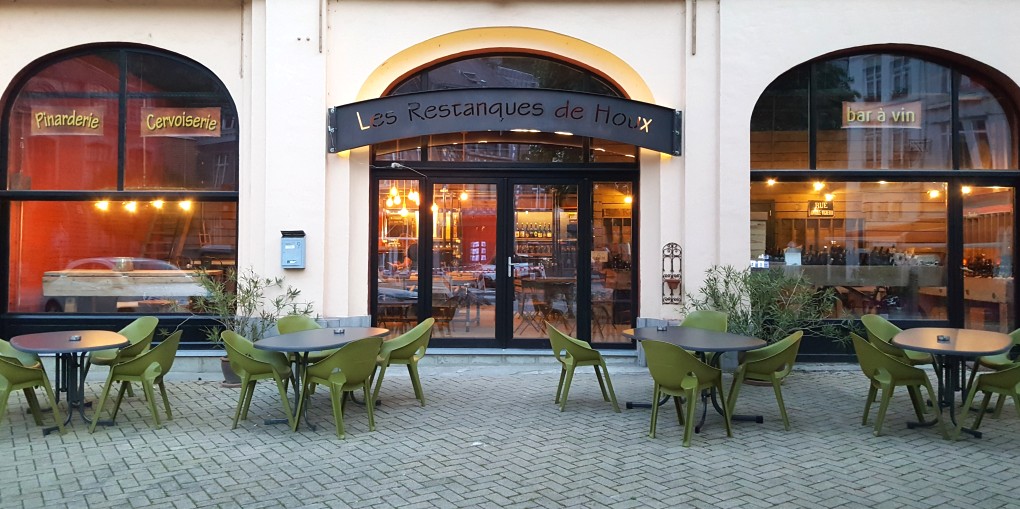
{"left": 622, "top": 326, "right": 766, "bottom": 352}
{"left": 11, "top": 330, "right": 129, "bottom": 354}
{"left": 255, "top": 327, "right": 389, "bottom": 353}
{"left": 892, "top": 327, "right": 1013, "bottom": 357}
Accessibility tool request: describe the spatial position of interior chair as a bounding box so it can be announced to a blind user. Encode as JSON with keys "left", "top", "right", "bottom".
{"left": 955, "top": 363, "right": 1020, "bottom": 439}
{"left": 83, "top": 316, "right": 159, "bottom": 397}
{"left": 221, "top": 330, "right": 295, "bottom": 429}
{"left": 680, "top": 310, "right": 728, "bottom": 332}
{"left": 514, "top": 279, "right": 543, "bottom": 334}
{"left": 372, "top": 317, "right": 434, "bottom": 406}
{"left": 0, "top": 338, "right": 41, "bottom": 368}
{"left": 0, "top": 356, "right": 64, "bottom": 434}
{"left": 965, "top": 328, "right": 1020, "bottom": 417}
{"left": 547, "top": 322, "right": 620, "bottom": 413}
{"left": 727, "top": 330, "right": 804, "bottom": 430}
{"left": 850, "top": 332, "right": 945, "bottom": 438}
{"left": 861, "top": 314, "right": 932, "bottom": 366}
{"left": 89, "top": 330, "right": 182, "bottom": 432}
{"left": 294, "top": 336, "right": 383, "bottom": 438}
{"left": 276, "top": 314, "right": 335, "bottom": 362}
{"left": 432, "top": 296, "right": 461, "bottom": 336}
{"left": 642, "top": 339, "right": 732, "bottom": 447}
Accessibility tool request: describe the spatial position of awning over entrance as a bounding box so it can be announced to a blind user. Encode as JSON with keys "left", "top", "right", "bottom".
{"left": 328, "top": 88, "right": 682, "bottom": 155}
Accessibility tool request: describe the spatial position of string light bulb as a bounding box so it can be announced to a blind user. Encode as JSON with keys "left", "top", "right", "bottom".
{"left": 123, "top": 201, "right": 138, "bottom": 213}
{"left": 179, "top": 200, "right": 193, "bottom": 211}
{"left": 813, "top": 181, "right": 825, "bottom": 191}
{"left": 94, "top": 200, "right": 110, "bottom": 211}
{"left": 151, "top": 199, "right": 164, "bottom": 209}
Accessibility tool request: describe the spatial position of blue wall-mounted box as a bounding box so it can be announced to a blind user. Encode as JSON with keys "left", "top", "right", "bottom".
{"left": 281, "top": 230, "right": 306, "bottom": 269}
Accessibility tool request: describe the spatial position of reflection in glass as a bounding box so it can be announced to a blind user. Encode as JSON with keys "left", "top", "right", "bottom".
{"left": 376, "top": 179, "right": 422, "bottom": 338}
{"left": 514, "top": 184, "right": 579, "bottom": 340}
{"left": 963, "top": 186, "right": 1014, "bottom": 331}
{"left": 750, "top": 181, "right": 947, "bottom": 320}
{"left": 959, "top": 74, "right": 1016, "bottom": 169}
{"left": 9, "top": 200, "right": 237, "bottom": 313}
{"left": 815, "top": 55, "right": 952, "bottom": 170}
{"left": 431, "top": 183, "right": 497, "bottom": 340}
{"left": 591, "top": 182, "right": 634, "bottom": 344}
{"left": 750, "top": 67, "right": 810, "bottom": 170}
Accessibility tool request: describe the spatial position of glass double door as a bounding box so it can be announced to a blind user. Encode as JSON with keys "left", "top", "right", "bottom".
{"left": 375, "top": 175, "right": 636, "bottom": 348}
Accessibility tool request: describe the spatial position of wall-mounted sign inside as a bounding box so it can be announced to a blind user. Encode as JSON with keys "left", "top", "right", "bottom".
{"left": 141, "top": 107, "right": 221, "bottom": 137}
{"left": 808, "top": 200, "right": 834, "bottom": 217}
{"left": 30, "top": 106, "right": 105, "bottom": 136}
{"left": 329, "top": 88, "right": 682, "bottom": 155}
{"left": 842, "top": 100, "right": 922, "bottom": 129}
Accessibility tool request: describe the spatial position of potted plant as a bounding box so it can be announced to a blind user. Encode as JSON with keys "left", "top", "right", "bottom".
{"left": 190, "top": 267, "right": 314, "bottom": 385}
{"left": 681, "top": 265, "right": 852, "bottom": 355}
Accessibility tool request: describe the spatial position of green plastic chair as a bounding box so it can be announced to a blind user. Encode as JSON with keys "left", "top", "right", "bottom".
{"left": 955, "top": 362, "right": 1020, "bottom": 439}
{"left": 680, "top": 310, "right": 728, "bottom": 332}
{"left": 642, "top": 339, "right": 732, "bottom": 447}
{"left": 850, "top": 333, "right": 945, "bottom": 438}
{"left": 276, "top": 315, "right": 337, "bottom": 362}
{"left": 965, "top": 328, "right": 1020, "bottom": 417}
{"left": 861, "top": 314, "right": 932, "bottom": 366}
{"left": 0, "top": 356, "right": 64, "bottom": 434}
{"left": 221, "top": 330, "right": 295, "bottom": 429}
{"left": 84, "top": 316, "right": 159, "bottom": 397}
{"left": 372, "top": 318, "right": 434, "bottom": 406}
{"left": 0, "top": 338, "right": 41, "bottom": 368}
{"left": 294, "top": 336, "right": 383, "bottom": 438}
{"left": 727, "top": 330, "right": 804, "bottom": 430}
{"left": 89, "top": 330, "right": 181, "bottom": 432}
{"left": 547, "top": 322, "right": 620, "bottom": 413}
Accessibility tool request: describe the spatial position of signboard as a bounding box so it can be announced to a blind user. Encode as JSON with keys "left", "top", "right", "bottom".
{"left": 808, "top": 200, "right": 834, "bottom": 217}
{"left": 842, "top": 100, "right": 922, "bottom": 129}
{"left": 329, "top": 88, "right": 681, "bottom": 155}
{"left": 141, "top": 107, "right": 221, "bottom": 137}
{"left": 30, "top": 106, "right": 105, "bottom": 136}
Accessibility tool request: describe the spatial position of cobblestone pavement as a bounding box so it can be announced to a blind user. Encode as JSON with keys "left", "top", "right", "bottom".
{"left": 2, "top": 361, "right": 1019, "bottom": 508}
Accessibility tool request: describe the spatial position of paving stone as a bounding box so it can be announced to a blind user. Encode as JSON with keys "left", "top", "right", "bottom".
{"left": 2, "top": 366, "right": 1020, "bottom": 507}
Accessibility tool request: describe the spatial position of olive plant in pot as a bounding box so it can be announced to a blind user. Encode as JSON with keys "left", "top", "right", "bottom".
{"left": 681, "top": 265, "right": 852, "bottom": 373}
{"left": 190, "top": 267, "right": 314, "bottom": 386}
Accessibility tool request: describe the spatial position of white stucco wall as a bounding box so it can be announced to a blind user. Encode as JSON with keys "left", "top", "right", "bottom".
{"left": 4, "top": 0, "right": 1020, "bottom": 327}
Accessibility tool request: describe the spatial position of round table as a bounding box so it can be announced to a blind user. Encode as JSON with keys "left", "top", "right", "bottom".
{"left": 255, "top": 327, "right": 389, "bottom": 430}
{"left": 893, "top": 327, "right": 1012, "bottom": 439}
{"left": 11, "top": 330, "right": 128, "bottom": 434}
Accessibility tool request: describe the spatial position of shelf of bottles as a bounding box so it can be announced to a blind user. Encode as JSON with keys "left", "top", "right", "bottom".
{"left": 514, "top": 211, "right": 577, "bottom": 274}
{"left": 433, "top": 206, "right": 461, "bottom": 269}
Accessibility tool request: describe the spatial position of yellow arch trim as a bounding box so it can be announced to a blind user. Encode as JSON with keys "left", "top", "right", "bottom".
{"left": 356, "top": 27, "right": 654, "bottom": 103}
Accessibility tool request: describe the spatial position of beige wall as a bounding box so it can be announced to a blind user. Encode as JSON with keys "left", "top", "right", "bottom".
{"left": 4, "top": 0, "right": 1020, "bottom": 324}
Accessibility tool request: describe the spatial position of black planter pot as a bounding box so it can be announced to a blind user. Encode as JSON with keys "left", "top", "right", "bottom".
{"left": 220, "top": 356, "right": 242, "bottom": 387}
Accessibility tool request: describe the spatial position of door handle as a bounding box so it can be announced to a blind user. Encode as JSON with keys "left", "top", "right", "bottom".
{"left": 508, "top": 256, "right": 513, "bottom": 277}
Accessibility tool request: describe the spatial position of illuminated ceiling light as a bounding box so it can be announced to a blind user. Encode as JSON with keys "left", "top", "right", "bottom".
{"left": 179, "top": 200, "right": 193, "bottom": 211}
{"left": 431, "top": 203, "right": 438, "bottom": 213}
{"left": 94, "top": 200, "right": 110, "bottom": 211}
{"left": 510, "top": 128, "right": 529, "bottom": 133}
{"left": 623, "top": 195, "right": 633, "bottom": 204}
{"left": 398, "top": 206, "right": 409, "bottom": 217}
{"left": 928, "top": 189, "right": 941, "bottom": 199}
{"left": 386, "top": 197, "right": 394, "bottom": 207}
{"left": 813, "top": 181, "right": 825, "bottom": 191}
{"left": 624, "top": 154, "right": 635, "bottom": 158}
{"left": 766, "top": 178, "right": 777, "bottom": 186}
{"left": 459, "top": 191, "right": 469, "bottom": 201}
{"left": 824, "top": 193, "right": 834, "bottom": 202}
{"left": 961, "top": 186, "right": 972, "bottom": 195}
{"left": 389, "top": 185, "right": 398, "bottom": 197}
{"left": 554, "top": 131, "right": 574, "bottom": 136}
{"left": 151, "top": 199, "right": 164, "bottom": 209}
{"left": 878, "top": 181, "right": 888, "bottom": 185}
{"left": 393, "top": 194, "right": 401, "bottom": 205}
{"left": 123, "top": 201, "right": 138, "bottom": 213}
{"left": 408, "top": 190, "right": 420, "bottom": 204}
{"left": 593, "top": 147, "right": 606, "bottom": 152}
{"left": 479, "top": 141, "right": 488, "bottom": 144}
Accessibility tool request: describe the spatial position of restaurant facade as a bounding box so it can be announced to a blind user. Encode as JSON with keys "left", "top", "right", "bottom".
{"left": 2, "top": 0, "right": 1018, "bottom": 357}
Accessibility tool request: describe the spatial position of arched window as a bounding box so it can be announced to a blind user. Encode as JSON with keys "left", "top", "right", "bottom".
{"left": 750, "top": 50, "right": 1020, "bottom": 331}
{"left": 2, "top": 46, "right": 238, "bottom": 313}
{"left": 375, "top": 54, "right": 637, "bottom": 163}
